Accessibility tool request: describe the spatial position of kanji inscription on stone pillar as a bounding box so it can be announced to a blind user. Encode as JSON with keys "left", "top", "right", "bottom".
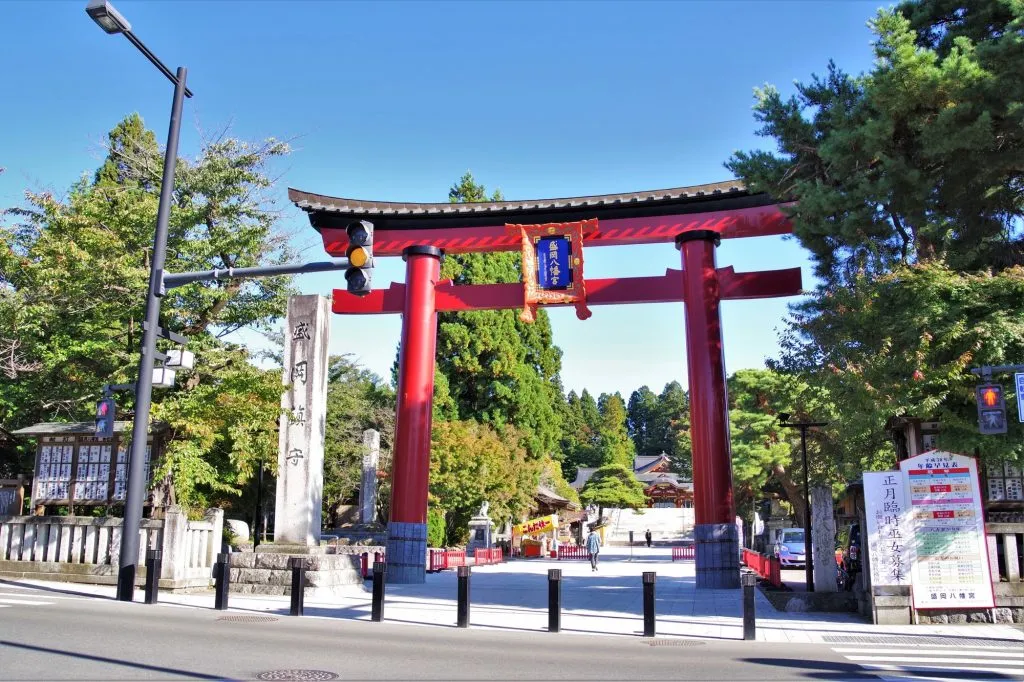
{"left": 274, "top": 294, "right": 331, "bottom": 546}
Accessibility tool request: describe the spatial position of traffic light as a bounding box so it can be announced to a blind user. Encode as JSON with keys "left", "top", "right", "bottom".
{"left": 95, "top": 397, "right": 116, "bottom": 438}
{"left": 345, "top": 220, "right": 373, "bottom": 296}
{"left": 975, "top": 383, "right": 1007, "bottom": 435}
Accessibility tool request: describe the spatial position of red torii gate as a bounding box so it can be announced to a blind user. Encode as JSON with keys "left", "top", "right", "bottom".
{"left": 290, "top": 180, "right": 801, "bottom": 588}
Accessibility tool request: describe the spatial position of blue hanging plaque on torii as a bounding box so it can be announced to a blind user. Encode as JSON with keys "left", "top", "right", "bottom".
{"left": 536, "top": 236, "right": 572, "bottom": 290}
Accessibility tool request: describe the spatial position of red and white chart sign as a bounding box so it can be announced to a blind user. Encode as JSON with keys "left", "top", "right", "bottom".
{"left": 898, "top": 451, "right": 994, "bottom": 610}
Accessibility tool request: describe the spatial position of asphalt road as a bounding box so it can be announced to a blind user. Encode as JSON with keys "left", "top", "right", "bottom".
{"left": 0, "top": 588, "right": 877, "bottom": 681}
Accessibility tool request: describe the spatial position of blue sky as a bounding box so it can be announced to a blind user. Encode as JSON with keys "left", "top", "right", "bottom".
{"left": 1, "top": 0, "right": 882, "bottom": 399}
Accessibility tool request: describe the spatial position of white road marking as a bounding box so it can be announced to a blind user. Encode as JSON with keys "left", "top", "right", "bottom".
{"left": 831, "top": 647, "right": 1023, "bottom": 658}
{"left": 832, "top": 644, "right": 1024, "bottom": 681}
{"left": 847, "top": 655, "right": 1023, "bottom": 666}
{"left": 861, "top": 662, "right": 1024, "bottom": 674}
{"left": 0, "top": 597, "right": 51, "bottom": 606}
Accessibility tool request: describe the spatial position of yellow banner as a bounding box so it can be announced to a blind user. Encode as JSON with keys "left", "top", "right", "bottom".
{"left": 513, "top": 514, "right": 556, "bottom": 536}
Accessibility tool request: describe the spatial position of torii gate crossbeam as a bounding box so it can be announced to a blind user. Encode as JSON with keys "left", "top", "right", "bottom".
{"left": 291, "top": 181, "right": 802, "bottom": 588}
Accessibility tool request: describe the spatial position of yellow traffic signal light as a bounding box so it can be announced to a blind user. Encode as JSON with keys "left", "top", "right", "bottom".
{"left": 346, "top": 220, "right": 373, "bottom": 296}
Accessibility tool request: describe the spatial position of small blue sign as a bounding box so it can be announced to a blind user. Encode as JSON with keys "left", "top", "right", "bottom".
{"left": 1016, "top": 372, "right": 1024, "bottom": 423}
{"left": 536, "top": 236, "right": 572, "bottom": 290}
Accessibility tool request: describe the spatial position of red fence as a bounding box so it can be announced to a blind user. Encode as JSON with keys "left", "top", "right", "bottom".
{"left": 359, "top": 551, "right": 385, "bottom": 579}
{"left": 671, "top": 545, "right": 695, "bottom": 561}
{"left": 428, "top": 548, "right": 467, "bottom": 572}
{"left": 557, "top": 545, "right": 590, "bottom": 560}
{"left": 473, "top": 548, "right": 503, "bottom": 565}
{"left": 742, "top": 548, "right": 781, "bottom": 587}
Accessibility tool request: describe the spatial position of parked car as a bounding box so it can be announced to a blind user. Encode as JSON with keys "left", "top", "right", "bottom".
{"left": 773, "top": 528, "right": 807, "bottom": 568}
{"left": 838, "top": 522, "right": 861, "bottom": 591}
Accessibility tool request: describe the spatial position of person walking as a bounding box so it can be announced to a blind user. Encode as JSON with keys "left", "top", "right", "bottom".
{"left": 586, "top": 528, "right": 601, "bottom": 571}
{"left": 645, "top": 529, "right": 652, "bottom": 548}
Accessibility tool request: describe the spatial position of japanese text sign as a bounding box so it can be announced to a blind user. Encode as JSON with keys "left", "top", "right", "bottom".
{"left": 864, "top": 471, "right": 913, "bottom": 587}
{"left": 898, "top": 451, "right": 994, "bottom": 610}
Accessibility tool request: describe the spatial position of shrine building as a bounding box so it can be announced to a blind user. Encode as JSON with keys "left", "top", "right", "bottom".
{"left": 570, "top": 454, "right": 693, "bottom": 509}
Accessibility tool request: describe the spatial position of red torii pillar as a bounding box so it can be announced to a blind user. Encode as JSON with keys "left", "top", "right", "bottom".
{"left": 677, "top": 230, "right": 738, "bottom": 589}
{"left": 316, "top": 205, "right": 801, "bottom": 587}
{"left": 385, "top": 246, "right": 443, "bottom": 584}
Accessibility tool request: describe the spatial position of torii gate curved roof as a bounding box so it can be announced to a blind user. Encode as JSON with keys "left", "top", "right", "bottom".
{"left": 289, "top": 179, "right": 791, "bottom": 257}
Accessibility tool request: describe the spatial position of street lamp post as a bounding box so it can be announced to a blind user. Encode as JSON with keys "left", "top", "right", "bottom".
{"left": 777, "top": 413, "right": 829, "bottom": 593}
{"left": 86, "top": 0, "right": 193, "bottom": 602}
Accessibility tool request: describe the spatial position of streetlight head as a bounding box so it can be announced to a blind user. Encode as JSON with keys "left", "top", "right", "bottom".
{"left": 778, "top": 412, "right": 791, "bottom": 423}
{"left": 86, "top": 0, "right": 131, "bottom": 34}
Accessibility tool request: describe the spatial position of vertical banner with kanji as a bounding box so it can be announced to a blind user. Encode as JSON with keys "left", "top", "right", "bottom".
{"left": 898, "top": 450, "right": 995, "bottom": 610}
{"left": 863, "top": 471, "right": 913, "bottom": 588}
{"left": 275, "top": 294, "right": 331, "bottom": 546}
{"left": 508, "top": 219, "right": 596, "bottom": 323}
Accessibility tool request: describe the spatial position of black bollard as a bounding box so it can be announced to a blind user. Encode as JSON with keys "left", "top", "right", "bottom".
{"left": 371, "top": 561, "right": 385, "bottom": 622}
{"left": 144, "top": 549, "right": 162, "bottom": 604}
{"left": 548, "top": 569, "right": 562, "bottom": 633}
{"left": 742, "top": 571, "right": 757, "bottom": 640}
{"left": 289, "top": 557, "right": 306, "bottom": 617}
{"left": 214, "top": 553, "right": 230, "bottom": 611}
{"left": 456, "top": 565, "right": 471, "bottom": 628}
{"left": 642, "top": 571, "right": 656, "bottom": 637}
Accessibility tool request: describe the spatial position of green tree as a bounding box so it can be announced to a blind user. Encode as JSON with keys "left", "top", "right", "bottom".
{"left": 652, "top": 381, "right": 691, "bottom": 475}
{"left": 775, "top": 265, "right": 1024, "bottom": 460}
{"left": 557, "top": 390, "right": 587, "bottom": 482}
{"left": 0, "top": 115, "right": 296, "bottom": 511}
{"left": 579, "top": 463, "right": 647, "bottom": 517}
{"left": 429, "top": 419, "right": 541, "bottom": 545}
{"left": 433, "top": 172, "right": 566, "bottom": 459}
{"left": 727, "top": 369, "right": 845, "bottom": 522}
{"left": 596, "top": 392, "right": 634, "bottom": 468}
{"left": 727, "top": 1, "right": 1024, "bottom": 463}
{"left": 322, "top": 356, "right": 395, "bottom": 527}
{"left": 626, "top": 385, "right": 659, "bottom": 458}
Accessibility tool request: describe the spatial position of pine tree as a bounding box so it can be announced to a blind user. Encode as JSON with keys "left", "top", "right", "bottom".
{"left": 596, "top": 392, "right": 635, "bottom": 469}
{"left": 434, "top": 172, "right": 566, "bottom": 459}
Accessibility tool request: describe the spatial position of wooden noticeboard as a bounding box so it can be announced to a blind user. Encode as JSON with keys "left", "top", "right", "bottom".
{"left": 30, "top": 433, "right": 160, "bottom": 509}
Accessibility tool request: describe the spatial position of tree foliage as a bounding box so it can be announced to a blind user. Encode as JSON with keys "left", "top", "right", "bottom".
{"left": 559, "top": 389, "right": 602, "bottom": 481}
{"left": 322, "top": 356, "right": 395, "bottom": 526}
{"left": 433, "top": 172, "right": 565, "bottom": 460}
{"left": 626, "top": 386, "right": 658, "bottom": 457}
{"left": 429, "top": 419, "right": 541, "bottom": 545}
{"left": 727, "top": 1, "right": 1024, "bottom": 464}
{"left": 727, "top": 369, "right": 848, "bottom": 522}
{"left": 579, "top": 463, "right": 647, "bottom": 514}
{"left": 776, "top": 265, "right": 1024, "bottom": 459}
{"left": 596, "top": 392, "right": 635, "bottom": 469}
{"left": 0, "top": 114, "right": 296, "bottom": 511}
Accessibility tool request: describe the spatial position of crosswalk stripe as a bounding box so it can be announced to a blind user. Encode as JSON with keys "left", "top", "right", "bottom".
{"left": 832, "top": 648, "right": 1024, "bottom": 658}
{"left": 833, "top": 642, "right": 1023, "bottom": 651}
{"left": 875, "top": 675, "right": 1014, "bottom": 682}
{"left": 831, "top": 644, "right": 1024, "bottom": 681}
{"left": 861, "top": 662, "right": 1024, "bottom": 674}
{"left": 847, "top": 655, "right": 1023, "bottom": 666}
{"left": 0, "top": 592, "right": 90, "bottom": 601}
{"left": 0, "top": 597, "right": 51, "bottom": 606}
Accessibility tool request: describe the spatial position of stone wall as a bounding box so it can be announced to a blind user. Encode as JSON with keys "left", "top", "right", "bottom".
{"left": 227, "top": 552, "right": 365, "bottom": 597}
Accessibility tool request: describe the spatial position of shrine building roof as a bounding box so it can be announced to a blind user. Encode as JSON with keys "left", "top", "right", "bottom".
{"left": 289, "top": 179, "right": 775, "bottom": 232}
{"left": 12, "top": 421, "right": 169, "bottom": 436}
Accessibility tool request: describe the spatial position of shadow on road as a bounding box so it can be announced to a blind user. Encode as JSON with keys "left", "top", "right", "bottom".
{"left": 0, "top": 640, "right": 226, "bottom": 680}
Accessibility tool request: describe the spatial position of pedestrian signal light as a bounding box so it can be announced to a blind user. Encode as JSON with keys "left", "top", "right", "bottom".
{"left": 975, "top": 383, "right": 1007, "bottom": 435}
{"left": 94, "top": 397, "right": 116, "bottom": 438}
{"left": 345, "top": 220, "right": 373, "bottom": 296}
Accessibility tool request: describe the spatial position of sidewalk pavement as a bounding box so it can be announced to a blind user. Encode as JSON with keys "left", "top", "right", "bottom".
{"left": 4, "top": 546, "right": 1022, "bottom": 645}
